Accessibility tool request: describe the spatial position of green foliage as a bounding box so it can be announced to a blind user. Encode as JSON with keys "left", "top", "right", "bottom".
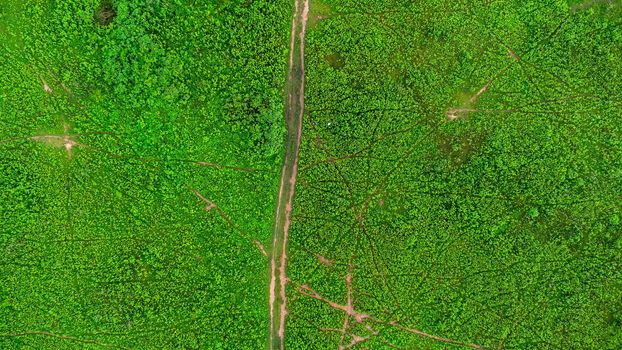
{"left": 0, "top": 0, "right": 288, "bottom": 348}
{"left": 2, "top": 0, "right": 622, "bottom": 349}
{"left": 287, "top": 0, "right": 622, "bottom": 349}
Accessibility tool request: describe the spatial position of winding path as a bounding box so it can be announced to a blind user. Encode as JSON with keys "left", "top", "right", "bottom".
{"left": 268, "top": 0, "right": 309, "bottom": 349}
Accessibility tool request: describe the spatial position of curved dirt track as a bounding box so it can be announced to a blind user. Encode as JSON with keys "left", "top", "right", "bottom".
{"left": 268, "top": 0, "right": 309, "bottom": 349}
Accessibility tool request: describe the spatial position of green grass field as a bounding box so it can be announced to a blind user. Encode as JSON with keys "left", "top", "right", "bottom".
{"left": 1, "top": 0, "right": 622, "bottom": 349}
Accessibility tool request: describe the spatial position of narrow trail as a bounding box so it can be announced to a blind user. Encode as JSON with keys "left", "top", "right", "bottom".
{"left": 268, "top": 0, "right": 309, "bottom": 349}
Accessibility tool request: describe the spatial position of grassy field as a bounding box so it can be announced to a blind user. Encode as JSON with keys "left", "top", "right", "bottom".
{"left": 2, "top": 0, "right": 622, "bottom": 349}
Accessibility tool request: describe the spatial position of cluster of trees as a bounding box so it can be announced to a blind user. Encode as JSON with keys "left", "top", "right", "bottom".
{"left": 287, "top": 0, "right": 622, "bottom": 348}
{"left": 0, "top": 0, "right": 291, "bottom": 348}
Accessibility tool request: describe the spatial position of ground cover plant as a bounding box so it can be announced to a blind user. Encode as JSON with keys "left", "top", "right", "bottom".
{"left": 1, "top": 0, "right": 622, "bottom": 349}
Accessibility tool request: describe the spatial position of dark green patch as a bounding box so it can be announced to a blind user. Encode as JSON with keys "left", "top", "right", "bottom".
{"left": 95, "top": 1, "right": 116, "bottom": 26}
{"left": 435, "top": 130, "right": 486, "bottom": 168}
{"left": 325, "top": 53, "right": 344, "bottom": 69}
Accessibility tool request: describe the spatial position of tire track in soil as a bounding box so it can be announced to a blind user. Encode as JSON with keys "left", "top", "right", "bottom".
{"left": 268, "top": 0, "right": 309, "bottom": 349}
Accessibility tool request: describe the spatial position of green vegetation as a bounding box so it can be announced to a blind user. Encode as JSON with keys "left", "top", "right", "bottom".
{"left": 287, "top": 0, "right": 622, "bottom": 348}
{"left": 0, "top": 0, "right": 288, "bottom": 348}
{"left": 2, "top": 0, "right": 622, "bottom": 349}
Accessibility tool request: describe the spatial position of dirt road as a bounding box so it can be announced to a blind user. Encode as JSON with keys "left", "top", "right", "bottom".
{"left": 268, "top": 0, "right": 309, "bottom": 349}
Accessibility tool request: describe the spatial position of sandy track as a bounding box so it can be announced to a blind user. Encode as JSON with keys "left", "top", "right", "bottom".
{"left": 268, "top": 0, "right": 309, "bottom": 349}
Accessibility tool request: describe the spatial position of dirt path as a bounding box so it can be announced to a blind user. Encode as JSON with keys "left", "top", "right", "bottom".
{"left": 268, "top": 0, "right": 309, "bottom": 349}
